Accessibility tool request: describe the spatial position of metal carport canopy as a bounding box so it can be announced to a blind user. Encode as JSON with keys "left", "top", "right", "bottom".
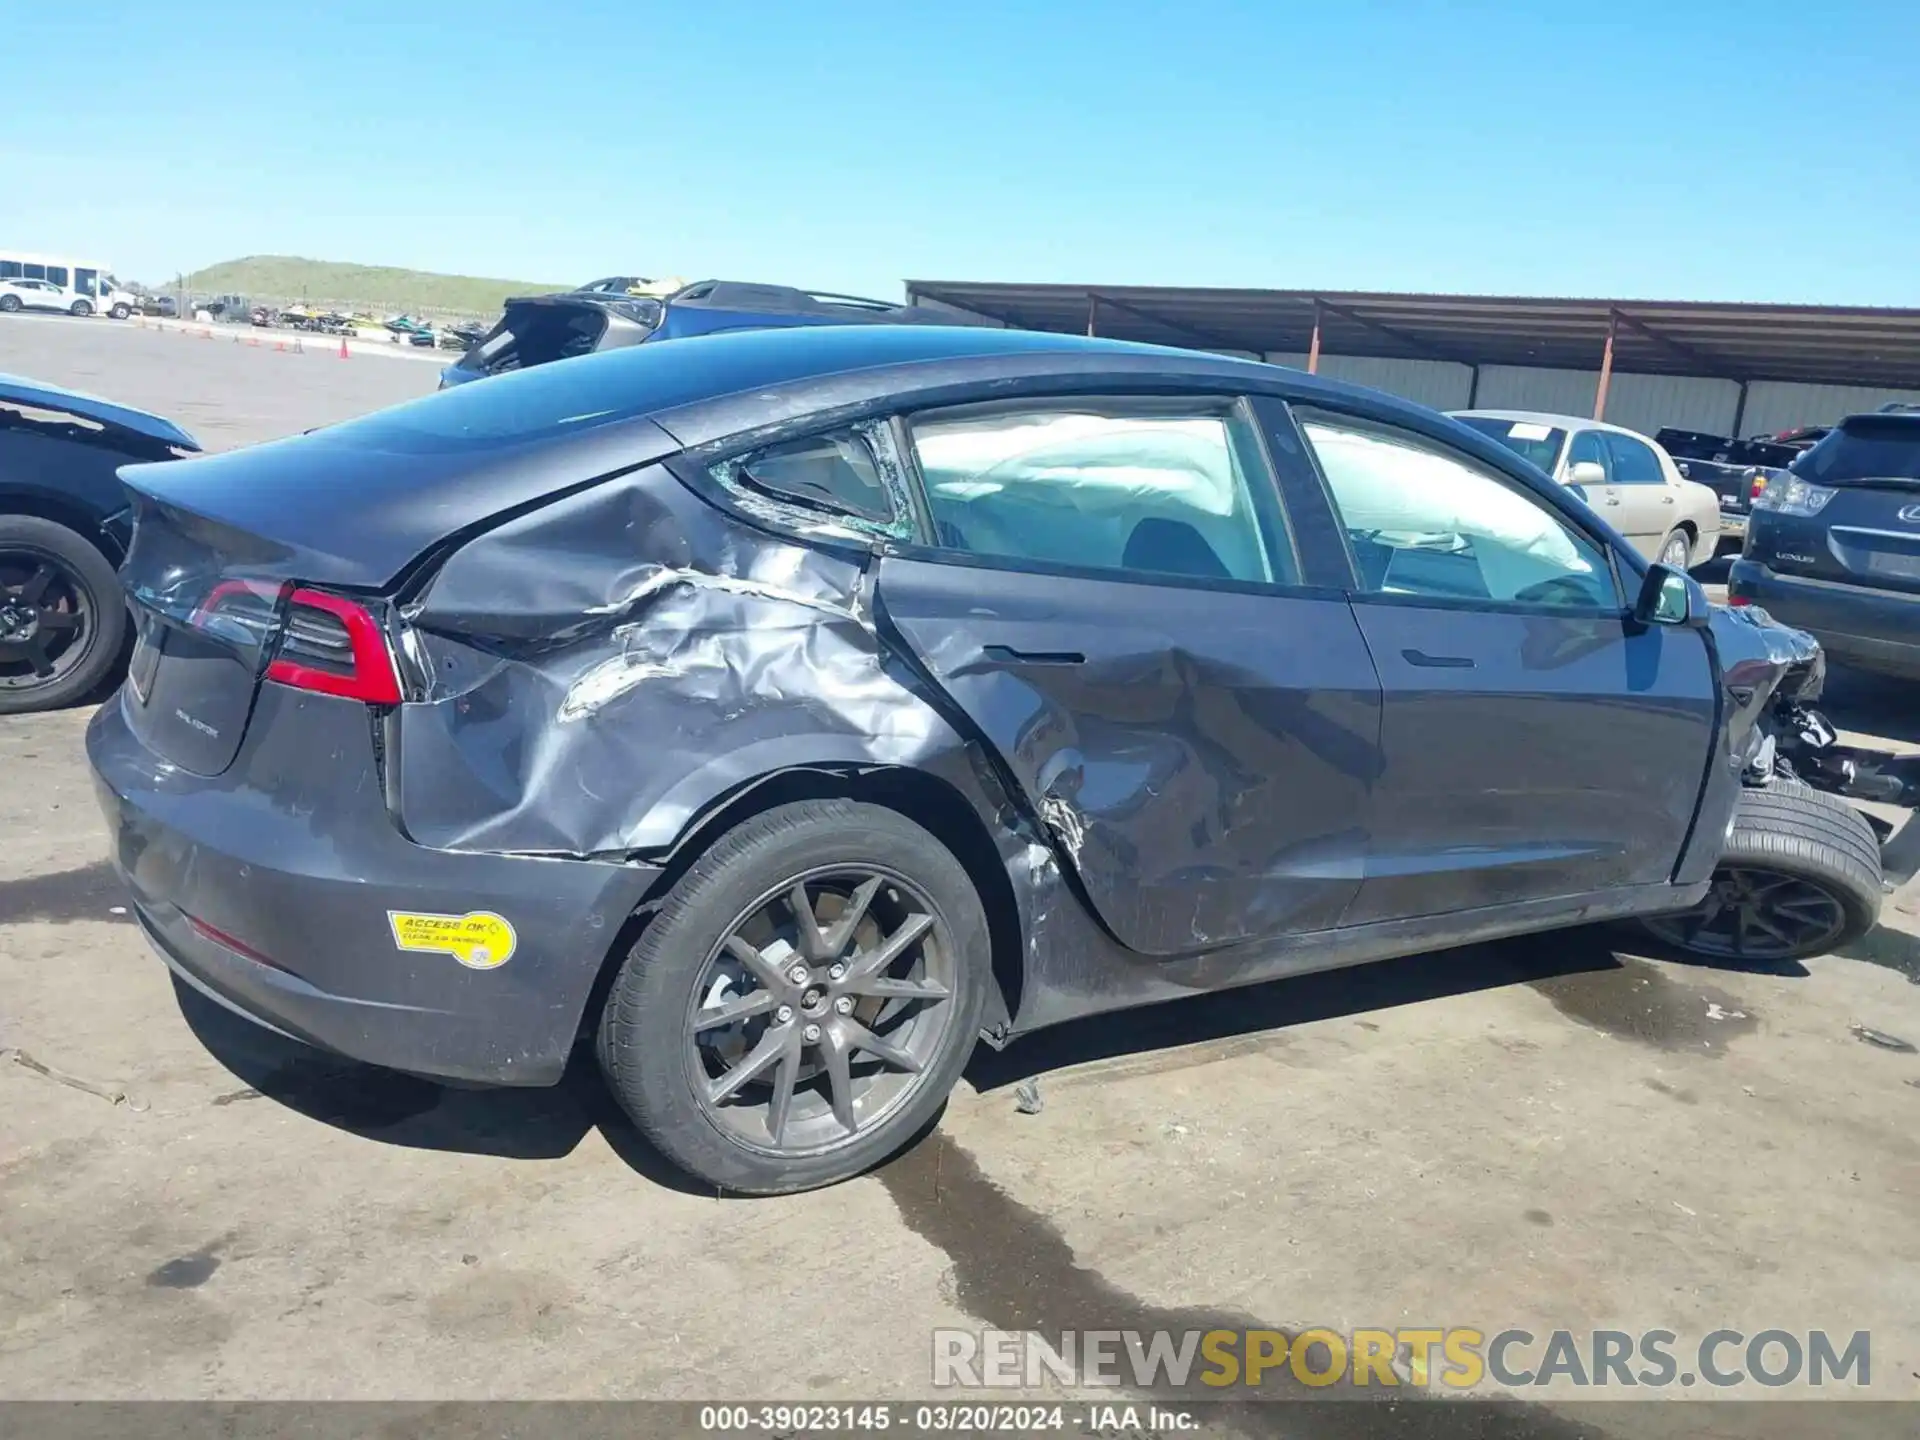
{"left": 904, "top": 281, "right": 1920, "bottom": 392}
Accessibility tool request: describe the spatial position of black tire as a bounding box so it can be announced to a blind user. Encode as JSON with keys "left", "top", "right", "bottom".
{"left": 1642, "top": 778, "right": 1882, "bottom": 960}
{"left": 0, "top": 295, "right": 20, "bottom": 313}
{"left": 70, "top": 300, "right": 94, "bottom": 318}
{"left": 597, "top": 799, "right": 990, "bottom": 1194}
{"left": 1658, "top": 529, "right": 1692, "bottom": 570}
{"left": 110, "top": 303, "right": 131, "bottom": 320}
{"left": 0, "top": 516, "right": 128, "bottom": 714}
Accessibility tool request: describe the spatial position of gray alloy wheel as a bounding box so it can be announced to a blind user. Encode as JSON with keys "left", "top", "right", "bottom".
{"left": 0, "top": 295, "right": 20, "bottom": 313}
{"left": 1642, "top": 865, "right": 1848, "bottom": 959}
{"left": 70, "top": 299, "right": 93, "bottom": 318}
{"left": 1659, "top": 530, "right": 1692, "bottom": 569}
{"left": 1641, "top": 779, "right": 1881, "bottom": 963}
{"left": 596, "top": 798, "right": 990, "bottom": 1194}
{"left": 687, "top": 866, "right": 958, "bottom": 1154}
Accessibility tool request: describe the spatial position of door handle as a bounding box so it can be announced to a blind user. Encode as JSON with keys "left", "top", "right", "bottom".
{"left": 1661, "top": 494, "right": 1675, "bottom": 504}
{"left": 1402, "top": 648, "right": 1475, "bottom": 668}
{"left": 984, "top": 644, "right": 1085, "bottom": 666}
{"left": 1604, "top": 493, "right": 1622, "bottom": 505}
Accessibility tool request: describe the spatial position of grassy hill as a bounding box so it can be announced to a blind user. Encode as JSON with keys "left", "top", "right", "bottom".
{"left": 177, "top": 256, "right": 570, "bottom": 316}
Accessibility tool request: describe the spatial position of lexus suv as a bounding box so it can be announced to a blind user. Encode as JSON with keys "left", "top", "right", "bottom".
{"left": 1730, "top": 409, "right": 1920, "bottom": 679}
{"left": 90, "top": 326, "right": 1885, "bottom": 1194}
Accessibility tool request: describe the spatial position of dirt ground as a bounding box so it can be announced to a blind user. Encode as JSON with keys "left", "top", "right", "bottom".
{"left": 2, "top": 316, "right": 1918, "bottom": 1438}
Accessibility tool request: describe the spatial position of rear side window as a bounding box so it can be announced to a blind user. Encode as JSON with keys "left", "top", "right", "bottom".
{"left": 710, "top": 420, "right": 916, "bottom": 543}
{"left": 728, "top": 431, "right": 893, "bottom": 524}
{"left": 906, "top": 401, "right": 1293, "bottom": 586}
{"left": 1792, "top": 420, "right": 1920, "bottom": 483}
{"left": 1605, "top": 432, "right": 1665, "bottom": 484}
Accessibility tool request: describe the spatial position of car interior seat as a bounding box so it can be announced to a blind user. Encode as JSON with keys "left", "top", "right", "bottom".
{"left": 1121, "top": 517, "right": 1229, "bottom": 579}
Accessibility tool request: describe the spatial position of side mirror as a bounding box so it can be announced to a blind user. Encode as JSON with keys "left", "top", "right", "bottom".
{"left": 1633, "top": 562, "right": 1709, "bottom": 629}
{"left": 1567, "top": 460, "right": 1607, "bottom": 488}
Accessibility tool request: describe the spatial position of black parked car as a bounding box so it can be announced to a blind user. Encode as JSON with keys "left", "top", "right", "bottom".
{"left": 437, "top": 278, "right": 969, "bottom": 389}
{"left": 1655, "top": 427, "right": 1800, "bottom": 546}
{"left": 0, "top": 376, "right": 200, "bottom": 712}
{"left": 90, "top": 327, "right": 1887, "bottom": 1193}
{"left": 1731, "top": 409, "right": 1920, "bottom": 678}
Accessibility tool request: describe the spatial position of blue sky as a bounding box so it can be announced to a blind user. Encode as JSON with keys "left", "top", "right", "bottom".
{"left": 5, "top": 0, "right": 1916, "bottom": 304}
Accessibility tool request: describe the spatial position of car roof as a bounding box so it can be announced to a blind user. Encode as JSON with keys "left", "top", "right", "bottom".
{"left": 1451, "top": 408, "right": 1660, "bottom": 442}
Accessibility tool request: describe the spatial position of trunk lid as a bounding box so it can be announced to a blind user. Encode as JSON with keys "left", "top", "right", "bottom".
{"left": 118, "top": 498, "right": 288, "bottom": 774}
{"left": 112, "top": 379, "right": 682, "bottom": 771}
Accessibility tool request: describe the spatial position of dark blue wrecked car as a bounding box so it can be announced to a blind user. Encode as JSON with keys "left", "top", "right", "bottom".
{"left": 0, "top": 374, "right": 199, "bottom": 713}
{"left": 89, "top": 325, "right": 1889, "bottom": 1193}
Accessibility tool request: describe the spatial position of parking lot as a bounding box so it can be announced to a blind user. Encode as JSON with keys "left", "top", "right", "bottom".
{"left": 4, "top": 317, "right": 1920, "bottom": 1434}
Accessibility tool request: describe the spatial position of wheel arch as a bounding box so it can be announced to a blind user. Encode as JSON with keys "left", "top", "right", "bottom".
{"left": 0, "top": 489, "right": 123, "bottom": 563}
{"left": 579, "top": 762, "right": 1027, "bottom": 1047}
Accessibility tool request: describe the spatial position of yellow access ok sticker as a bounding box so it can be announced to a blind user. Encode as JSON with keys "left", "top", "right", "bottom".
{"left": 387, "top": 910, "right": 518, "bottom": 970}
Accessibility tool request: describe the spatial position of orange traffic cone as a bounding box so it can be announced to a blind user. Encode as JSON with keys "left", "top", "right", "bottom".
{"left": 273, "top": 339, "right": 286, "bottom": 352}
{"left": 337, "top": 337, "right": 350, "bottom": 360}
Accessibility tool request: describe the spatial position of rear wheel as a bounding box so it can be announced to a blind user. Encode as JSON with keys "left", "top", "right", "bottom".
{"left": 0, "top": 516, "right": 127, "bottom": 714}
{"left": 1641, "top": 779, "right": 1882, "bottom": 961}
{"left": 1658, "top": 529, "right": 1692, "bottom": 569}
{"left": 110, "top": 303, "right": 131, "bottom": 320}
{"left": 596, "top": 799, "right": 989, "bottom": 1194}
{"left": 0, "top": 295, "right": 20, "bottom": 313}
{"left": 69, "top": 299, "right": 93, "bottom": 318}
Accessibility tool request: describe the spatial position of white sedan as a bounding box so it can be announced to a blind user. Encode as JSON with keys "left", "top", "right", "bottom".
{"left": 1452, "top": 409, "right": 1721, "bottom": 570}
{"left": 0, "top": 279, "right": 94, "bottom": 316}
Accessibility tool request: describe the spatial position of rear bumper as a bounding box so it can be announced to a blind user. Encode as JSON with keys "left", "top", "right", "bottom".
{"left": 1727, "top": 559, "right": 1920, "bottom": 679}
{"left": 1717, "top": 509, "right": 1747, "bottom": 541}
{"left": 87, "top": 688, "right": 661, "bottom": 1085}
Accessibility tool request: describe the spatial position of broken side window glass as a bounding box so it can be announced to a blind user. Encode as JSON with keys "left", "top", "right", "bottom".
{"left": 731, "top": 431, "right": 893, "bottom": 523}
{"left": 709, "top": 421, "right": 917, "bottom": 545}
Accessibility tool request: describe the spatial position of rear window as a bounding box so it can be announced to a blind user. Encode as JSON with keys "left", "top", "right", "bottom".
{"left": 1454, "top": 416, "right": 1567, "bottom": 473}
{"left": 1792, "top": 419, "right": 1920, "bottom": 484}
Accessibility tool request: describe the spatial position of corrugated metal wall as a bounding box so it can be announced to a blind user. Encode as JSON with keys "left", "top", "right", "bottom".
{"left": 1272, "top": 360, "right": 1920, "bottom": 437}
{"left": 1743, "top": 381, "right": 1920, "bottom": 435}
{"left": 1472, "top": 367, "right": 1740, "bottom": 434}
{"left": 906, "top": 293, "right": 1920, "bottom": 438}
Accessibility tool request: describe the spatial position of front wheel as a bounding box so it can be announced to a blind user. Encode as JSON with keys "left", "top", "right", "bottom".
{"left": 1641, "top": 779, "right": 1882, "bottom": 961}
{"left": 596, "top": 799, "right": 990, "bottom": 1194}
{"left": 69, "top": 300, "right": 93, "bottom": 318}
{"left": 1658, "top": 529, "right": 1692, "bottom": 569}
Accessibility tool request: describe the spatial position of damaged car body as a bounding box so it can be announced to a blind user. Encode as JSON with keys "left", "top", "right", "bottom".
{"left": 88, "top": 326, "right": 1891, "bottom": 1193}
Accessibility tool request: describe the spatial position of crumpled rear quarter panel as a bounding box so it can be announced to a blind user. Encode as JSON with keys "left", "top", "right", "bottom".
{"left": 397, "top": 464, "right": 978, "bottom": 856}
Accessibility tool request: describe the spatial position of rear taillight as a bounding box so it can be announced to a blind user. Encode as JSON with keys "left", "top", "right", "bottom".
{"left": 265, "top": 588, "right": 402, "bottom": 705}
{"left": 190, "top": 577, "right": 282, "bottom": 641}
{"left": 1752, "top": 474, "right": 1837, "bottom": 518}
{"left": 1728, "top": 594, "right": 1752, "bottom": 606}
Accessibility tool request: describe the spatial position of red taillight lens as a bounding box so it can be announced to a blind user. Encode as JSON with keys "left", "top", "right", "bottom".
{"left": 264, "top": 588, "right": 402, "bottom": 705}
{"left": 191, "top": 577, "right": 281, "bottom": 633}
{"left": 1750, "top": 471, "right": 1769, "bottom": 498}
{"left": 1728, "top": 594, "right": 1752, "bottom": 606}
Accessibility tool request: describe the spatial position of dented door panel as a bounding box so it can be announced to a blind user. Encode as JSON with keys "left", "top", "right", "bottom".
{"left": 875, "top": 556, "right": 1383, "bottom": 956}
